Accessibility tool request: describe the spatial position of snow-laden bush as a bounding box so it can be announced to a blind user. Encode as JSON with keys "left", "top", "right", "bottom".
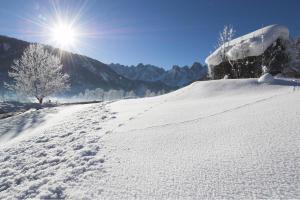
{"left": 258, "top": 73, "right": 274, "bottom": 83}
{"left": 223, "top": 74, "right": 229, "bottom": 79}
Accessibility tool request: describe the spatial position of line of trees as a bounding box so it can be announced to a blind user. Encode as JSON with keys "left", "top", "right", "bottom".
{"left": 70, "top": 88, "right": 164, "bottom": 102}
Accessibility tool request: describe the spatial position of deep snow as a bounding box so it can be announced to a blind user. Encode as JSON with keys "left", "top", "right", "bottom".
{"left": 0, "top": 78, "right": 299, "bottom": 199}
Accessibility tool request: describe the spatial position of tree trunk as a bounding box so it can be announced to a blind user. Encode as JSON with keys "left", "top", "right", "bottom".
{"left": 37, "top": 97, "right": 43, "bottom": 104}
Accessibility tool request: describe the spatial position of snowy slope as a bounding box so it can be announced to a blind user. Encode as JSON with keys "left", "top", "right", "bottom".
{"left": 1, "top": 78, "right": 300, "bottom": 199}
{"left": 205, "top": 25, "right": 289, "bottom": 66}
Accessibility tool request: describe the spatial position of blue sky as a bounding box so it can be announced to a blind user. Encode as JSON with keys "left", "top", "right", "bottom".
{"left": 1, "top": 0, "right": 300, "bottom": 69}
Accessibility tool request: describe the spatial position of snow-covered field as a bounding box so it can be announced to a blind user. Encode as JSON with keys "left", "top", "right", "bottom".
{"left": 0, "top": 78, "right": 299, "bottom": 199}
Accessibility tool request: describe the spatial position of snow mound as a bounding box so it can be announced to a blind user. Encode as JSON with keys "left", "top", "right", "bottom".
{"left": 205, "top": 25, "right": 289, "bottom": 66}
{"left": 258, "top": 73, "right": 274, "bottom": 83}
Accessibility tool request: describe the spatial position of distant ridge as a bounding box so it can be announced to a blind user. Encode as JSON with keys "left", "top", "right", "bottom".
{"left": 0, "top": 35, "right": 175, "bottom": 96}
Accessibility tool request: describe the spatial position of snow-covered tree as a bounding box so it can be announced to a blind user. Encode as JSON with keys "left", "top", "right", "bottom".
{"left": 260, "top": 27, "right": 267, "bottom": 74}
{"left": 5, "top": 44, "right": 70, "bottom": 104}
{"left": 260, "top": 27, "right": 287, "bottom": 75}
{"left": 218, "top": 25, "right": 235, "bottom": 62}
{"left": 125, "top": 90, "right": 136, "bottom": 99}
{"left": 94, "top": 88, "right": 105, "bottom": 101}
{"left": 215, "top": 25, "right": 236, "bottom": 77}
{"left": 145, "top": 89, "right": 156, "bottom": 97}
{"left": 106, "top": 89, "right": 125, "bottom": 100}
{"left": 0, "top": 89, "right": 5, "bottom": 102}
{"left": 280, "top": 38, "right": 300, "bottom": 76}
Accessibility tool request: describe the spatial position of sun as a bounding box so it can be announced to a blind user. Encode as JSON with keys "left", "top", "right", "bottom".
{"left": 51, "top": 22, "right": 78, "bottom": 49}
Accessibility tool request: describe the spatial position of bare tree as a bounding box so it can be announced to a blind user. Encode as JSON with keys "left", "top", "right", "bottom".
{"left": 260, "top": 27, "right": 267, "bottom": 74}
{"left": 5, "top": 44, "right": 70, "bottom": 104}
{"left": 217, "top": 25, "right": 236, "bottom": 77}
{"left": 218, "top": 25, "right": 235, "bottom": 58}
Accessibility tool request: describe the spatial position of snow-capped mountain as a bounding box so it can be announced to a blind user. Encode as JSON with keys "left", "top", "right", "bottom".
{"left": 0, "top": 35, "right": 174, "bottom": 96}
{"left": 109, "top": 62, "right": 208, "bottom": 87}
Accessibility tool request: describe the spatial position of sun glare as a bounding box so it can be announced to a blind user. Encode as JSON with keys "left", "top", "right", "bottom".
{"left": 20, "top": 0, "right": 95, "bottom": 53}
{"left": 51, "top": 22, "right": 77, "bottom": 49}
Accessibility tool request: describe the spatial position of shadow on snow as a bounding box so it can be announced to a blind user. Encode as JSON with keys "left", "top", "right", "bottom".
{"left": 0, "top": 108, "right": 57, "bottom": 141}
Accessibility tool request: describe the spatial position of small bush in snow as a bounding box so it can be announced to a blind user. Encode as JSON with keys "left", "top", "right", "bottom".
{"left": 223, "top": 74, "right": 229, "bottom": 79}
{"left": 258, "top": 73, "right": 274, "bottom": 83}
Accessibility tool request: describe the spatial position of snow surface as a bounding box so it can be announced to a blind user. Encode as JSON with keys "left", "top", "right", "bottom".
{"left": 1, "top": 78, "right": 300, "bottom": 199}
{"left": 205, "top": 25, "right": 289, "bottom": 67}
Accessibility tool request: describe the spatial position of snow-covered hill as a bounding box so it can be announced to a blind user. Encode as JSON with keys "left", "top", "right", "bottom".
{"left": 0, "top": 78, "right": 299, "bottom": 199}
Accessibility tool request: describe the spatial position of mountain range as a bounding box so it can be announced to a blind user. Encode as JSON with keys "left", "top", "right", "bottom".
{"left": 0, "top": 35, "right": 207, "bottom": 97}
{"left": 110, "top": 62, "right": 207, "bottom": 87}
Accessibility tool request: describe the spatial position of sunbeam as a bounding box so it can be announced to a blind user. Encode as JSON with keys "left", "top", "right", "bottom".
{"left": 50, "top": 20, "right": 78, "bottom": 50}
